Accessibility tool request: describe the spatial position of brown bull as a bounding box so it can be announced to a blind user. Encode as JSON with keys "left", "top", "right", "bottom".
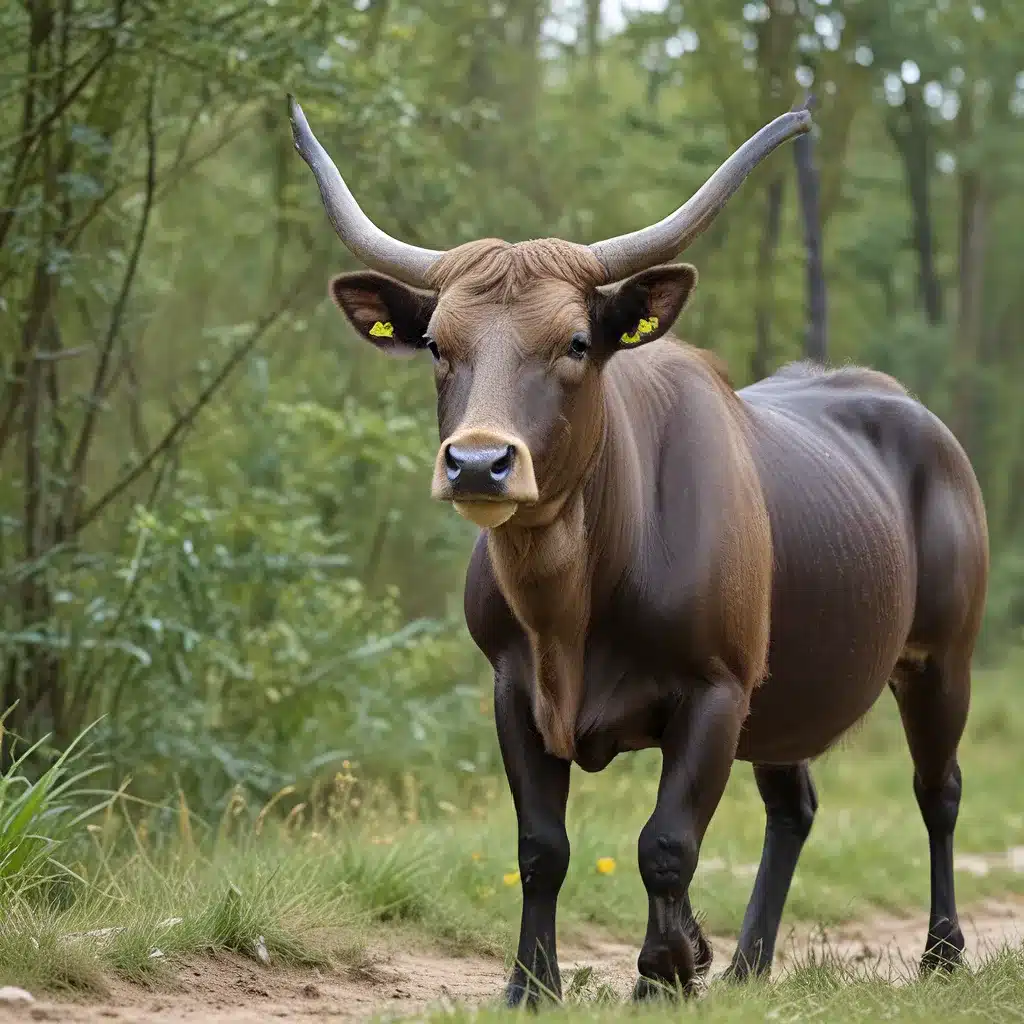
{"left": 289, "top": 96, "right": 989, "bottom": 1003}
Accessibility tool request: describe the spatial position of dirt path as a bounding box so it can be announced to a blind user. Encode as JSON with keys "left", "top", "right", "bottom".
{"left": 4, "top": 899, "right": 1023, "bottom": 1023}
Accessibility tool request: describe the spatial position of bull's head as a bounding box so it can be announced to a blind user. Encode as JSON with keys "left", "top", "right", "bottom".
{"left": 289, "top": 97, "right": 811, "bottom": 529}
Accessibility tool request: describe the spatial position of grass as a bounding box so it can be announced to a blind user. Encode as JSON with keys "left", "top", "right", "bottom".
{"left": 414, "top": 948, "right": 1024, "bottom": 1023}
{"left": 0, "top": 713, "right": 111, "bottom": 896}
{"left": 0, "top": 651, "right": 1021, "bottom": 1004}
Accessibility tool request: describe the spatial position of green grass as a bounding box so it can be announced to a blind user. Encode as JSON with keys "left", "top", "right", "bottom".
{"left": 411, "top": 948, "right": 1024, "bottom": 1023}
{"left": 0, "top": 713, "right": 111, "bottom": 897}
{"left": 0, "top": 652, "right": 1021, "bottom": 1000}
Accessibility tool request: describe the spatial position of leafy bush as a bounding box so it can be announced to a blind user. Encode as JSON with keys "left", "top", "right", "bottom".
{"left": 979, "top": 544, "right": 1024, "bottom": 661}
{"left": 6, "top": 368, "right": 494, "bottom": 820}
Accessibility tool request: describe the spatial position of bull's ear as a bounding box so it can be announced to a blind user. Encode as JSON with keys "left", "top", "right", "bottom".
{"left": 330, "top": 271, "right": 438, "bottom": 356}
{"left": 591, "top": 264, "right": 697, "bottom": 353}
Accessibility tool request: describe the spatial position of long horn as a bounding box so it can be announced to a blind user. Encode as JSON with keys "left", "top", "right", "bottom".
{"left": 589, "top": 98, "right": 814, "bottom": 282}
{"left": 288, "top": 95, "right": 445, "bottom": 288}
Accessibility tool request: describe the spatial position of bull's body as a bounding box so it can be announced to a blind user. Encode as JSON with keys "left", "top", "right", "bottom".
{"left": 465, "top": 344, "right": 986, "bottom": 992}
{"left": 468, "top": 347, "right": 984, "bottom": 772}
{"left": 289, "top": 94, "right": 989, "bottom": 1003}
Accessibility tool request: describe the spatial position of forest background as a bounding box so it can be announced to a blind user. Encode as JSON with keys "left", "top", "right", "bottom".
{"left": 1, "top": 0, "right": 1022, "bottom": 824}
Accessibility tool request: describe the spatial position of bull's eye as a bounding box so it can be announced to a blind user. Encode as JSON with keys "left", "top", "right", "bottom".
{"left": 424, "top": 336, "right": 440, "bottom": 361}
{"left": 568, "top": 332, "right": 590, "bottom": 361}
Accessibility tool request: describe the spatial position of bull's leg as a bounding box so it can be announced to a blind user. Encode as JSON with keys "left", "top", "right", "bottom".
{"left": 495, "top": 672, "right": 571, "bottom": 1007}
{"left": 725, "top": 762, "right": 818, "bottom": 980}
{"left": 890, "top": 653, "right": 970, "bottom": 973}
{"left": 633, "top": 677, "right": 747, "bottom": 1000}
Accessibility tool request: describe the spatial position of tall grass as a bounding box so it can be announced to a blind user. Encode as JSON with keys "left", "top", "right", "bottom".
{"left": 0, "top": 711, "right": 111, "bottom": 898}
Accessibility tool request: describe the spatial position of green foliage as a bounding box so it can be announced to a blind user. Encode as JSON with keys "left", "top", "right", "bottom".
{"left": 0, "top": 0, "right": 1022, "bottom": 825}
{"left": 37, "top": 399, "right": 495, "bottom": 807}
{"left": 981, "top": 546, "right": 1024, "bottom": 657}
{"left": 0, "top": 715, "right": 108, "bottom": 897}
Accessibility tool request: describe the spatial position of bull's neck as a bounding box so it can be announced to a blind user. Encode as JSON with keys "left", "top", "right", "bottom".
{"left": 489, "top": 362, "right": 653, "bottom": 603}
{"left": 483, "top": 370, "right": 652, "bottom": 761}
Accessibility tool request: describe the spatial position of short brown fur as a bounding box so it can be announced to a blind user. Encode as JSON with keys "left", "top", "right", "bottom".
{"left": 328, "top": 236, "right": 988, "bottom": 1004}
{"left": 293, "top": 90, "right": 985, "bottom": 1001}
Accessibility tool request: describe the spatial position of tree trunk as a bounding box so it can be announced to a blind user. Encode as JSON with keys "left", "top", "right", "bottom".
{"left": 953, "top": 161, "right": 987, "bottom": 454}
{"left": 751, "top": 175, "right": 785, "bottom": 381}
{"left": 584, "top": 0, "right": 600, "bottom": 72}
{"left": 887, "top": 89, "right": 943, "bottom": 326}
{"left": 949, "top": 88, "right": 988, "bottom": 457}
{"left": 793, "top": 131, "right": 827, "bottom": 364}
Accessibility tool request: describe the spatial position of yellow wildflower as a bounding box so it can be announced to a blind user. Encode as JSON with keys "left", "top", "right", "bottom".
{"left": 471, "top": 852, "right": 482, "bottom": 862}
{"left": 596, "top": 856, "right": 617, "bottom": 875}
{"left": 503, "top": 870, "right": 521, "bottom": 886}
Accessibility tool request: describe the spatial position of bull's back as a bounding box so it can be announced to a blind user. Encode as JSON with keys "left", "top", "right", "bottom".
{"left": 733, "top": 362, "right": 985, "bottom": 763}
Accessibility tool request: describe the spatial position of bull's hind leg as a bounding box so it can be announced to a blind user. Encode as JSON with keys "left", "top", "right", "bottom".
{"left": 725, "top": 761, "right": 818, "bottom": 980}
{"left": 890, "top": 651, "right": 971, "bottom": 972}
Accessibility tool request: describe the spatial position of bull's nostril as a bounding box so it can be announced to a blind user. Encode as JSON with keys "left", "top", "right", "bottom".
{"left": 444, "top": 445, "right": 463, "bottom": 481}
{"left": 490, "top": 445, "right": 515, "bottom": 482}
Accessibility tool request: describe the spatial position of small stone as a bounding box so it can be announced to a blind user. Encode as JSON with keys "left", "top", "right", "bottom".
{"left": 731, "top": 863, "right": 758, "bottom": 879}
{"left": 0, "top": 986, "right": 34, "bottom": 1004}
{"left": 697, "top": 857, "right": 725, "bottom": 874}
{"left": 956, "top": 854, "right": 991, "bottom": 877}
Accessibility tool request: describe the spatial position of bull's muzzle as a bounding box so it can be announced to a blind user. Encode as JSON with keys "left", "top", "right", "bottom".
{"left": 431, "top": 429, "right": 539, "bottom": 528}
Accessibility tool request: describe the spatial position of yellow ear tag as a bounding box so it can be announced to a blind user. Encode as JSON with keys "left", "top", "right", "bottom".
{"left": 620, "top": 316, "right": 658, "bottom": 346}
{"left": 369, "top": 321, "right": 394, "bottom": 338}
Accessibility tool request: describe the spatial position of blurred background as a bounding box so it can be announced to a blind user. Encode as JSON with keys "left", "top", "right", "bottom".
{"left": 1, "top": 0, "right": 1021, "bottom": 823}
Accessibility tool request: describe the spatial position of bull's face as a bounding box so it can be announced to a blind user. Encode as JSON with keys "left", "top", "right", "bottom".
{"left": 288, "top": 95, "right": 810, "bottom": 528}
{"left": 330, "top": 246, "right": 697, "bottom": 528}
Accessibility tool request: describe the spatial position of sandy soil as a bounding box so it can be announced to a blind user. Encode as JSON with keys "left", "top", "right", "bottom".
{"left": 3, "top": 898, "right": 1022, "bottom": 1023}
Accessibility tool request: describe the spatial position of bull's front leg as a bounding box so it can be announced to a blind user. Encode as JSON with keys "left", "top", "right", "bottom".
{"left": 494, "top": 667, "right": 571, "bottom": 1007}
{"left": 633, "top": 675, "right": 747, "bottom": 999}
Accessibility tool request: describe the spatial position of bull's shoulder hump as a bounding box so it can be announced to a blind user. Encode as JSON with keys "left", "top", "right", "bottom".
{"left": 740, "top": 360, "right": 910, "bottom": 398}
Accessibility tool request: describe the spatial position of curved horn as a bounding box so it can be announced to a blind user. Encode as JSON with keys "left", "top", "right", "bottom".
{"left": 288, "top": 95, "right": 445, "bottom": 288}
{"left": 589, "top": 98, "right": 814, "bottom": 282}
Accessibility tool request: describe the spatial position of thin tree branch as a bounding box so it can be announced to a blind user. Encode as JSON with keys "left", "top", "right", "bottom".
{"left": 61, "top": 74, "right": 157, "bottom": 536}
{"left": 75, "top": 272, "right": 311, "bottom": 533}
{"left": 0, "top": 40, "right": 114, "bottom": 160}
{"left": 73, "top": 443, "right": 175, "bottom": 715}
{"left": 0, "top": 1, "right": 53, "bottom": 255}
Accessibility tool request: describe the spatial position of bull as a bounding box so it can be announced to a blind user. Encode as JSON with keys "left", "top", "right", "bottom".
{"left": 288, "top": 95, "right": 989, "bottom": 1004}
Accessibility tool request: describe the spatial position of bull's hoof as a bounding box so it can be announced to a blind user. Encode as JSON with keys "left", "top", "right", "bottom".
{"left": 722, "top": 954, "right": 771, "bottom": 983}
{"left": 504, "top": 974, "right": 560, "bottom": 1009}
{"left": 921, "top": 921, "right": 965, "bottom": 974}
{"left": 633, "top": 934, "right": 699, "bottom": 1001}
{"left": 723, "top": 942, "right": 772, "bottom": 983}
{"left": 504, "top": 981, "right": 538, "bottom": 1010}
{"left": 632, "top": 975, "right": 674, "bottom": 1001}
